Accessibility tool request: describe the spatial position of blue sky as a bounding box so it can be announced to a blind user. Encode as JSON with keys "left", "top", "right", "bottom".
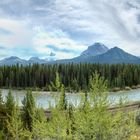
{"left": 0, "top": 0, "right": 140, "bottom": 59}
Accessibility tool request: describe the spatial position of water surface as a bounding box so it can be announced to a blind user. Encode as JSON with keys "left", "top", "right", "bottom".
{"left": 1, "top": 89, "right": 140, "bottom": 109}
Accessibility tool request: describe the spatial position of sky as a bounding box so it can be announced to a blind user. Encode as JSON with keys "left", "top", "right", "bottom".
{"left": 0, "top": 0, "right": 140, "bottom": 60}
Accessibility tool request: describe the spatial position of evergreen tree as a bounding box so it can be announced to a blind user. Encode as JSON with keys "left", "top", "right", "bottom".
{"left": 0, "top": 63, "right": 140, "bottom": 91}
{"left": 22, "top": 90, "right": 36, "bottom": 132}
{"left": 0, "top": 90, "right": 6, "bottom": 137}
{"left": 66, "top": 104, "right": 75, "bottom": 138}
{"left": 89, "top": 72, "right": 108, "bottom": 107}
{"left": 47, "top": 108, "right": 68, "bottom": 139}
{"left": 5, "top": 90, "right": 15, "bottom": 117}
{"left": 0, "top": 90, "right": 3, "bottom": 105}
{"left": 0, "top": 72, "right": 3, "bottom": 87}
{"left": 50, "top": 72, "right": 61, "bottom": 91}
{"left": 32, "top": 108, "right": 48, "bottom": 139}
{"left": 74, "top": 73, "right": 110, "bottom": 139}
{"left": 6, "top": 105, "right": 26, "bottom": 140}
{"left": 57, "top": 84, "right": 67, "bottom": 110}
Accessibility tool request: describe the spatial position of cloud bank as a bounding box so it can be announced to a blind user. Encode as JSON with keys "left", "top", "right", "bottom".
{"left": 0, "top": 0, "right": 139, "bottom": 59}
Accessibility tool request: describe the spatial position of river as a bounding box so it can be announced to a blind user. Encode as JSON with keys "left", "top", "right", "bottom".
{"left": 1, "top": 89, "right": 140, "bottom": 109}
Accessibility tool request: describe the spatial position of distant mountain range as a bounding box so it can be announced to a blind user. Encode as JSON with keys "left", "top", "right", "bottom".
{"left": 0, "top": 56, "right": 48, "bottom": 66}
{"left": 52, "top": 43, "right": 140, "bottom": 64}
{"left": 0, "top": 42, "right": 140, "bottom": 66}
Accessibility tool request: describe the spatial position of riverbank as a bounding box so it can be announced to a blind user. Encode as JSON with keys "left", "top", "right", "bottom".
{"left": 110, "top": 85, "right": 140, "bottom": 92}
{"left": 1, "top": 86, "right": 140, "bottom": 95}
{"left": 1, "top": 85, "right": 140, "bottom": 95}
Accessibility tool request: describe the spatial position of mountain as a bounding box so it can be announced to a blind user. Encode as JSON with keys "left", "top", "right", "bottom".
{"left": 0, "top": 54, "right": 57, "bottom": 66}
{"left": 81, "top": 42, "right": 109, "bottom": 57}
{"left": 52, "top": 46, "right": 140, "bottom": 64}
{"left": 51, "top": 42, "right": 109, "bottom": 64}
{"left": 28, "top": 57, "right": 47, "bottom": 64}
{"left": 0, "top": 56, "right": 48, "bottom": 66}
{"left": 86, "top": 47, "right": 140, "bottom": 64}
{"left": 0, "top": 43, "right": 140, "bottom": 66}
{"left": 0, "top": 56, "right": 27, "bottom": 66}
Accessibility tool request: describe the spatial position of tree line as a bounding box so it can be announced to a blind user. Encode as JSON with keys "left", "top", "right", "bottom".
{"left": 0, "top": 63, "right": 140, "bottom": 91}
{"left": 0, "top": 73, "right": 138, "bottom": 139}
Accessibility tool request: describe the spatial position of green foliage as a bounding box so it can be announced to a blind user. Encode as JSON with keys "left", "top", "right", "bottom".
{"left": 6, "top": 105, "right": 26, "bottom": 139}
{"left": 0, "top": 63, "right": 140, "bottom": 91}
{"left": 66, "top": 104, "right": 76, "bottom": 138}
{"left": 5, "top": 90, "right": 15, "bottom": 117}
{"left": 46, "top": 108, "right": 68, "bottom": 139}
{"left": 57, "top": 84, "right": 67, "bottom": 110}
{"left": 55, "top": 72, "right": 61, "bottom": 90}
{"left": 0, "top": 90, "right": 6, "bottom": 134}
{"left": 89, "top": 72, "right": 108, "bottom": 107}
{"left": 50, "top": 72, "right": 62, "bottom": 92}
{"left": 45, "top": 72, "right": 136, "bottom": 140}
{"left": 0, "top": 90, "right": 3, "bottom": 104}
{"left": 136, "top": 112, "right": 140, "bottom": 126}
{"left": 74, "top": 73, "right": 112, "bottom": 140}
{"left": 22, "top": 90, "right": 36, "bottom": 132}
{"left": 111, "top": 111, "right": 136, "bottom": 140}
{"left": 32, "top": 108, "right": 48, "bottom": 139}
{"left": 0, "top": 130, "right": 4, "bottom": 140}
{"left": 0, "top": 72, "right": 137, "bottom": 139}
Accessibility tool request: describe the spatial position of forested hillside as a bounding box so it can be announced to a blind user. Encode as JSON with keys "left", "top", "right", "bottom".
{"left": 0, "top": 63, "right": 140, "bottom": 91}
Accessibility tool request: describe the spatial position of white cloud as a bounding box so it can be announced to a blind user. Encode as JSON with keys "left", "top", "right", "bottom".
{"left": 33, "top": 26, "right": 86, "bottom": 59}
{"left": 0, "top": 0, "right": 140, "bottom": 58}
{"left": 0, "top": 18, "right": 33, "bottom": 48}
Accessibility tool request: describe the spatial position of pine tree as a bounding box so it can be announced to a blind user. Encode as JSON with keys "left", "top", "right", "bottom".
{"left": 57, "top": 84, "right": 67, "bottom": 110}
{"left": 0, "top": 90, "right": 6, "bottom": 136}
{"left": 47, "top": 108, "right": 68, "bottom": 139}
{"left": 74, "top": 72, "right": 112, "bottom": 140}
{"left": 0, "top": 90, "right": 3, "bottom": 105}
{"left": 66, "top": 104, "right": 75, "bottom": 138}
{"left": 22, "top": 90, "right": 36, "bottom": 132}
{"left": 50, "top": 72, "right": 61, "bottom": 92}
{"left": 6, "top": 105, "right": 27, "bottom": 140}
{"left": 5, "top": 90, "right": 15, "bottom": 117}
{"left": 0, "top": 72, "right": 3, "bottom": 87}
{"left": 32, "top": 108, "right": 48, "bottom": 139}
